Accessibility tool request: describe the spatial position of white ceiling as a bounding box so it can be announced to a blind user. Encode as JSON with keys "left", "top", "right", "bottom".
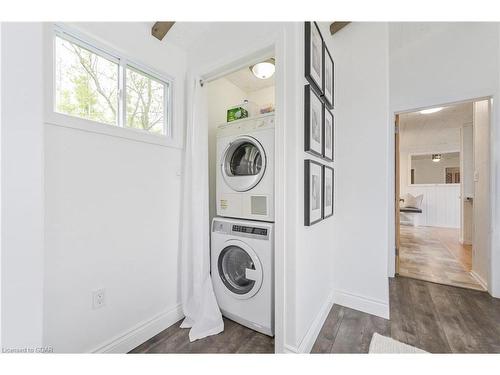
{"left": 224, "top": 65, "right": 275, "bottom": 93}
{"left": 161, "top": 22, "right": 214, "bottom": 50}
{"left": 148, "top": 22, "right": 275, "bottom": 92}
{"left": 400, "top": 102, "right": 473, "bottom": 131}
{"left": 399, "top": 102, "right": 473, "bottom": 153}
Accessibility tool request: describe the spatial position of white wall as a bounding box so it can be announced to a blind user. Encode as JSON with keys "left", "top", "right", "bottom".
{"left": 247, "top": 86, "right": 275, "bottom": 111}
{"left": 185, "top": 22, "right": 335, "bottom": 353}
{"left": 42, "top": 22, "right": 187, "bottom": 353}
{"left": 406, "top": 184, "right": 461, "bottom": 228}
{"left": 1, "top": 23, "right": 45, "bottom": 350}
{"left": 321, "top": 22, "right": 390, "bottom": 319}
{"left": 411, "top": 155, "right": 460, "bottom": 184}
{"left": 388, "top": 23, "right": 500, "bottom": 290}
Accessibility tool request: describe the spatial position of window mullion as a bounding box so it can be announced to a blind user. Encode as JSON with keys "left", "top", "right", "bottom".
{"left": 118, "top": 60, "right": 126, "bottom": 128}
{"left": 164, "top": 84, "right": 170, "bottom": 137}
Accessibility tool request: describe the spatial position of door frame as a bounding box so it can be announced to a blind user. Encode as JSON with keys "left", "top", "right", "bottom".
{"left": 394, "top": 114, "right": 400, "bottom": 275}
{"left": 391, "top": 97, "right": 494, "bottom": 293}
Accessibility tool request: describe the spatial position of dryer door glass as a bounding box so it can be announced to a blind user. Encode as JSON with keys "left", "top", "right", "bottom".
{"left": 222, "top": 136, "right": 267, "bottom": 192}
{"left": 229, "top": 142, "right": 262, "bottom": 176}
{"left": 218, "top": 245, "right": 256, "bottom": 295}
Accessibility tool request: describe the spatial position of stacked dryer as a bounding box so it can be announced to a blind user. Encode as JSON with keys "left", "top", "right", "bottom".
{"left": 211, "top": 113, "right": 275, "bottom": 336}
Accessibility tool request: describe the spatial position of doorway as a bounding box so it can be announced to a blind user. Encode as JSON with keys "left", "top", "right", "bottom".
{"left": 394, "top": 99, "right": 491, "bottom": 291}
{"left": 197, "top": 44, "right": 285, "bottom": 353}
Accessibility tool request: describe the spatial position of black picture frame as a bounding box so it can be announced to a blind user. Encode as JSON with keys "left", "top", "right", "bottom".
{"left": 304, "top": 159, "right": 324, "bottom": 226}
{"left": 323, "top": 165, "right": 334, "bottom": 219}
{"left": 322, "top": 42, "right": 334, "bottom": 109}
{"left": 322, "top": 106, "right": 334, "bottom": 162}
{"left": 305, "top": 21, "right": 324, "bottom": 95}
{"left": 305, "top": 85, "right": 324, "bottom": 158}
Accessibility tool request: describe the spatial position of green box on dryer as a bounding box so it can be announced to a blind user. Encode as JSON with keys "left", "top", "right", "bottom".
{"left": 226, "top": 107, "right": 249, "bottom": 122}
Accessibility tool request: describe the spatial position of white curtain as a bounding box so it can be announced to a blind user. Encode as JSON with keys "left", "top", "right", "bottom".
{"left": 179, "top": 77, "right": 224, "bottom": 341}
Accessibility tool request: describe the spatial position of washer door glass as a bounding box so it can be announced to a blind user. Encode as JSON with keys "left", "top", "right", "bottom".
{"left": 222, "top": 136, "right": 266, "bottom": 192}
{"left": 218, "top": 245, "right": 257, "bottom": 295}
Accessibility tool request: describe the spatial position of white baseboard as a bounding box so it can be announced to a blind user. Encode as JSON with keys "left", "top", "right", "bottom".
{"left": 470, "top": 271, "right": 488, "bottom": 291}
{"left": 284, "top": 291, "right": 334, "bottom": 354}
{"left": 92, "top": 304, "right": 184, "bottom": 353}
{"left": 283, "top": 344, "right": 299, "bottom": 353}
{"left": 333, "top": 289, "right": 389, "bottom": 320}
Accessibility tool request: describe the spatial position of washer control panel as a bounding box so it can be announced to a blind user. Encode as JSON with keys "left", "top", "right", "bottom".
{"left": 232, "top": 225, "right": 268, "bottom": 236}
{"left": 212, "top": 220, "right": 270, "bottom": 240}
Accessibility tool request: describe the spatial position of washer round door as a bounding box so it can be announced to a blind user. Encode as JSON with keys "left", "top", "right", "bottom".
{"left": 217, "top": 240, "right": 263, "bottom": 299}
{"left": 221, "top": 135, "right": 266, "bottom": 192}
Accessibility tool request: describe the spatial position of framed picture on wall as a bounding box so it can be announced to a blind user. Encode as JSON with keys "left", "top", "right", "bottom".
{"left": 305, "top": 160, "right": 324, "bottom": 226}
{"left": 323, "top": 106, "right": 334, "bottom": 161}
{"left": 305, "top": 21, "right": 323, "bottom": 94}
{"left": 305, "top": 85, "right": 324, "bottom": 157}
{"left": 323, "top": 165, "right": 334, "bottom": 218}
{"left": 323, "top": 43, "right": 334, "bottom": 108}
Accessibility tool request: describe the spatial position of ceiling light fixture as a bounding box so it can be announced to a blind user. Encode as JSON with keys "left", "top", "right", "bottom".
{"left": 250, "top": 58, "right": 275, "bottom": 80}
{"left": 420, "top": 107, "right": 443, "bottom": 114}
{"left": 432, "top": 154, "right": 442, "bottom": 162}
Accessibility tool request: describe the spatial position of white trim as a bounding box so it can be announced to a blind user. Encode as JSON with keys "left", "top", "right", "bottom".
{"left": 91, "top": 304, "right": 184, "bottom": 353}
{"left": 393, "top": 96, "right": 494, "bottom": 116}
{"left": 290, "top": 291, "right": 334, "bottom": 354}
{"left": 283, "top": 344, "right": 299, "bottom": 354}
{"left": 470, "top": 271, "right": 488, "bottom": 291}
{"left": 272, "top": 27, "right": 288, "bottom": 355}
{"left": 44, "top": 116, "right": 182, "bottom": 149}
{"left": 333, "top": 289, "right": 390, "bottom": 320}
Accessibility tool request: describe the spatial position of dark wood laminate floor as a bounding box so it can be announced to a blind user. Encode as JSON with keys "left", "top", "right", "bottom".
{"left": 129, "top": 317, "right": 274, "bottom": 354}
{"left": 312, "top": 276, "right": 500, "bottom": 353}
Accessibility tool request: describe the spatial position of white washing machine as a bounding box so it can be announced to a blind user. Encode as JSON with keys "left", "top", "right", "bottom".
{"left": 211, "top": 217, "right": 274, "bottom": 336}
{"left": 216, "top": 113, "right": 274, "bottom": 222}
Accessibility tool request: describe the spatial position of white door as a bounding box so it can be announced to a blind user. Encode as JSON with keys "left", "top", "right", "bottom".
{"left": 472, "top": 99, "right": 491, "bottom": 288}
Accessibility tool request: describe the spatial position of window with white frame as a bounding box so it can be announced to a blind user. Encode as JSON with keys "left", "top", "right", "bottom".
{"left": 54, "top": 28, "right": 171, "bottom": 136}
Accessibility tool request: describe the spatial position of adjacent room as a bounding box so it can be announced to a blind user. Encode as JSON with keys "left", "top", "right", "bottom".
{"left": 396, "top": 101, "right": 490, "bottom": 291}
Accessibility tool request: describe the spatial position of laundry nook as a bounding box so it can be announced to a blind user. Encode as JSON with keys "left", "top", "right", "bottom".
{"left": 208, "top": 62, "right": 276, "bottom": 340}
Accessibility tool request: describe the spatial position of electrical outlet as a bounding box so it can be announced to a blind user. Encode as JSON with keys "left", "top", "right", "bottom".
{"left": 92, "top": 289, "right": 106, "bottom": 309}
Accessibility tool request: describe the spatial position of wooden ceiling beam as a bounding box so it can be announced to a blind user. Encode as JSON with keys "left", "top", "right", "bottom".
{"left": 152, "top": 22, "right": 175, "bottom": 41}
{"left": 330, "top": 22, "right": 351, "bottom": 35}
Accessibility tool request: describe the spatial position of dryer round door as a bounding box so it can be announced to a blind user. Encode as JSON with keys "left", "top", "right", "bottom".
{"left": 217, "top": 240, "right": 263, "bottom": 299}
{"left": 221, "top": 135, "right": 267, "bottom": 192}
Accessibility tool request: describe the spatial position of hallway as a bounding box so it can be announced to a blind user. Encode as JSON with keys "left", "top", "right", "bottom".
{"left": 312, "top": 277, "right": 500, "bottom": 353}
{"left": 399, "top": 226, "right": 483, "bottom": 290}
